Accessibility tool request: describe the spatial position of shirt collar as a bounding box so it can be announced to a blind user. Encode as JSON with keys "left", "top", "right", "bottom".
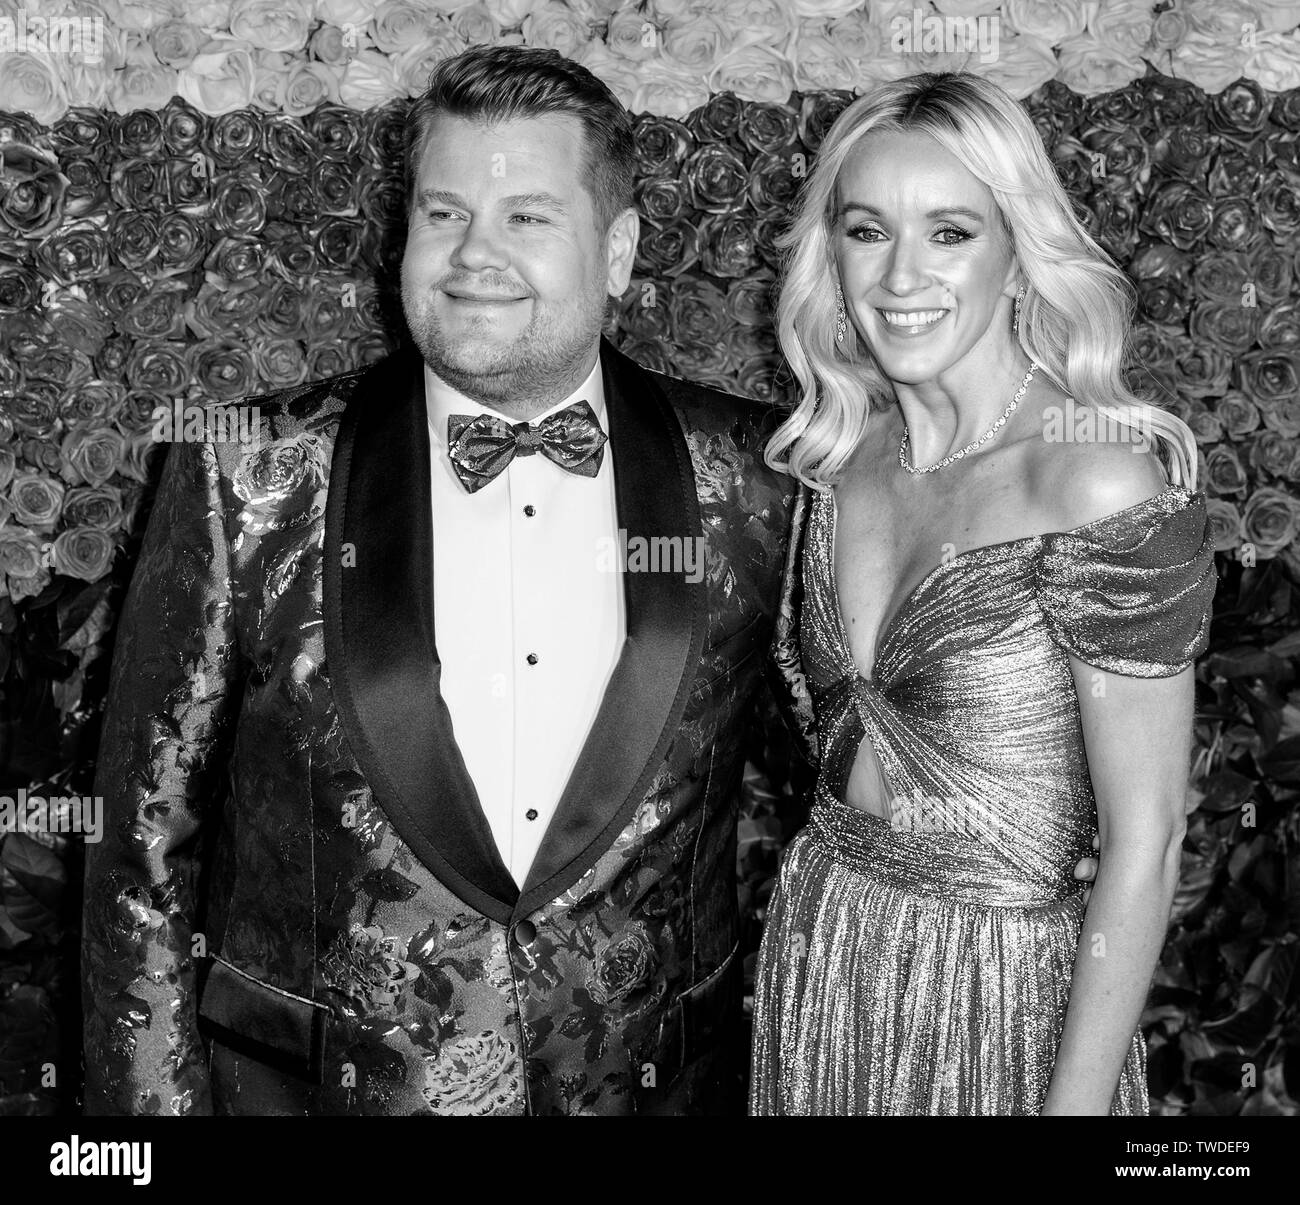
{"left": 425, "top": 352, "right": 606, "bottom": 448}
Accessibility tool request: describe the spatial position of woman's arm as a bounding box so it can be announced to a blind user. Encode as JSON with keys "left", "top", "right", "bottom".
{"left": 1039, "top": 659, "right": 1192, "bottom": 1115}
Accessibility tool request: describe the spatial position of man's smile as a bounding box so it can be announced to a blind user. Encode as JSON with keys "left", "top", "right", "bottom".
{"left": 443, "top": 290, "right": 529, "bottom": 306}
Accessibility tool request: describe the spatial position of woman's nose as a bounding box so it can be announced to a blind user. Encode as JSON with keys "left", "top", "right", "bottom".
{"left": 880, "top": 239, "right": 928, "bottom": 296}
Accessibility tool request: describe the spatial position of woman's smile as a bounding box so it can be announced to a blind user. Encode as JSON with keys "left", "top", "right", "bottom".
{"left": 876, "top": 307, "right": 951, "bottom": 335}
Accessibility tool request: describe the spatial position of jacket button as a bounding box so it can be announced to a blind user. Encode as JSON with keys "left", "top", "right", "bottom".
{"left": 513, "top": 918, "right": 537, "bottom": 947}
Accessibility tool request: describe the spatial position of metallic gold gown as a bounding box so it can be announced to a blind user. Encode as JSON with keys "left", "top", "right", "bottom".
{"left": 750, "top": 482, "right": 1218, "bottom": 1116}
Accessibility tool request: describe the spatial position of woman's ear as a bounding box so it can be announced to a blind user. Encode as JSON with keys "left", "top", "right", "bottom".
{"left": 1000, "top": 258, "right": 1021, "bottom": 301}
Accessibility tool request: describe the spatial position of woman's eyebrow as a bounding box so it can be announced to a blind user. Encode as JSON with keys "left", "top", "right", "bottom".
{"left": 837, "top": 201, "right": 986, "bottom": 222}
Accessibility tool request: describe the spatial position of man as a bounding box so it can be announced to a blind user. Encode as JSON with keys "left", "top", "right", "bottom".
{"left": 82, "top": 46, "right": 808, "bottom": 1116}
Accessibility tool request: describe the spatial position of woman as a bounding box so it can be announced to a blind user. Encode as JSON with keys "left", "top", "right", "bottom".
{"left": 750, "top": 73, "right": 1218, "bottom": 1116}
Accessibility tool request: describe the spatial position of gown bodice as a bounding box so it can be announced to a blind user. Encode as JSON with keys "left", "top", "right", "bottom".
{"left": 799, "top": 482, "right": 1218, "bottom": 905}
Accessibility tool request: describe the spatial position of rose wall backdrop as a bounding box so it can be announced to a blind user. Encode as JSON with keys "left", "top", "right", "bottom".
{"left": 1, "top": 0, "right": 1299, "bottom": 1117}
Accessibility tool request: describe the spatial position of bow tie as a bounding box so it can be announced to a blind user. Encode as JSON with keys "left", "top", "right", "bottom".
{"left": 446, "top": 400, "right": 608, "bottom": 494}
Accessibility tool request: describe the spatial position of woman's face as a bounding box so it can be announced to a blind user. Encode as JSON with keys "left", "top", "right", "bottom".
{"left": 833, "top": 127, "right": 1021, "bottom": 388}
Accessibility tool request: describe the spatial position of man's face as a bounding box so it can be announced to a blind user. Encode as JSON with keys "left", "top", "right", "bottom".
{"left": 401, "top": 112, "right": 636, "bottom": 413}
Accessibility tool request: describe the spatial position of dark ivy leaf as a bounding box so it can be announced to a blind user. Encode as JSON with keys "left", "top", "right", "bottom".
{"left": 558, "top": 1011, "right": 591, "bottom": 1039}
{"left": 1258, "top": 736, "right": 1300, "bottom": 787}
{"left": 1170, "top": 848, "right": 1220, "bottom": 924}
{"left": 1284, "top": 1042, "right": 1300, "bottom": 1102}
{"left": 582, "top": 1027, "right": 608, "bottom": 1068}
{"left": 443, "top": 913, "right": 490, "bottom": 946}
{"left": 345, "top": 1039, "right": 405, "bottom": 1085}
{"left": 435, "top": 956, "right": 479, "bottom": 982}
{"left": 413, "top": 965, "right": 453, "bottom": 1012}
{"left": 525, "top": 1056, "right": 551, "bottom": 1089}
{"left": 1209, "top": 648, "right": 1287, "bottom": 681}
{"left": 55, "top": 579, "right": 111, "bottom": 651}
{"left": 1, "top": 835, "right": 65, "bottom": 940}
{"left": 1189, "top": 1086, "right": 1249, "bottom": 1117}
{"left": 359, "top": 867, "right": 419, "bottom": 901}
{"left": 1266, "top": 629, "right": 1300, "bottom": 658}
{"left": 1146, "top": 1033, "right": 1185, "bottom": 1100}
{"left": 51, "top": 670, "right": 84, "bottom": 716}
{"left": 1200, "top": 990, "right": 1278, "bottom": 1054}
{"left": 1199, "top": 767, "right": 1258, "bottom": 812}
{"left": 1250, "top": 940, "right": 1299, "bottom": 1007}
{"left": 21, "top": 577, "right": 67, "bottom": 613}
{"left": 0, "top": 909, "right": 31, "bottom": 950}
{"left": 1287, "top": 853, "right": 1300, "bottom": 931}
{"left": 1231, "top": 678, "right": 1285, "bottom": 749}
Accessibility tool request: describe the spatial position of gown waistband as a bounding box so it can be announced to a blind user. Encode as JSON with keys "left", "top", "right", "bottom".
{"left": 807, "top": 783, "right": 1079, "bottom": 908}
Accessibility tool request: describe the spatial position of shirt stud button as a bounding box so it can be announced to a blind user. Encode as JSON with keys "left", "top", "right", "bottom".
{"left": 525, "top": 808, "right": 538, "bottom": 821}
{"left": 523, "top": 504, "right": 536, "bottom": 517}
{"left": 526, "top": 653, "right": 538, "bottom": 665}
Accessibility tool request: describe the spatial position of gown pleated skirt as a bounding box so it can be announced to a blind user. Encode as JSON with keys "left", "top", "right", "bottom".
{"left": 749, "top": 787, "right": 1148, "bottom": 1116}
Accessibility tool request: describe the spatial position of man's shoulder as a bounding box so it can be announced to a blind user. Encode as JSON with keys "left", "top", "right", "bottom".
{"left": 194, "top": 362, "right": 376, "bottom": 478}
{"left": 634, "top": 359, "right": 789, "bottom": 445}
{"left": 244, "top": 363, "right": 373, "bottom": 428}
{"left": 623, "top": 357, "right": 797, "bottom": 520}
{"left": 643, "top": 362, "right": 758, "bottom": 415}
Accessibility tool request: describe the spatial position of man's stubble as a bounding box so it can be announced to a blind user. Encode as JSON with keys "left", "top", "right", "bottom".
{"left": 401, "top": 277, "right": 610, "bottom": 420}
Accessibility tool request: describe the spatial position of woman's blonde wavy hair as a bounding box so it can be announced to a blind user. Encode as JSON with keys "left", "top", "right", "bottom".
{"left": 765, "top": 71, "right": 1198, "bottom": 493}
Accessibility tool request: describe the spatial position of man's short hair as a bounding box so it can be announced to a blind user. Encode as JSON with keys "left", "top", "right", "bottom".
{"left": 404, "top": 45, "right": 636, "bottom": 234}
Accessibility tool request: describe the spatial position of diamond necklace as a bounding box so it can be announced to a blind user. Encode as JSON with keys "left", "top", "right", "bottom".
{"left": 898, "top": 360, "right": 1039, "bottom": 475}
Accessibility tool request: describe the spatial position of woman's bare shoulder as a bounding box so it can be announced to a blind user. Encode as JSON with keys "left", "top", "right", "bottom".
{"left": 1023, "top": 412, "right": 1170, "bottom": 533}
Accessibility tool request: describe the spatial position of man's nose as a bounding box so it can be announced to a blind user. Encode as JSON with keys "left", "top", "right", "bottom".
{"left": 450, "top": 218, "right": 509, "bottom": 272}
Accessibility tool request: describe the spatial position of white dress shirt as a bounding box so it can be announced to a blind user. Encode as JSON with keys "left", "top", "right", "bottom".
{"left": 425, "top": 355, "right": 625, "bottom": 887}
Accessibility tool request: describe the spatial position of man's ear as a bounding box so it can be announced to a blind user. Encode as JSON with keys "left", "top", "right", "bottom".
{"left": 605, "top": 206, "right": 639, "bottom": 297}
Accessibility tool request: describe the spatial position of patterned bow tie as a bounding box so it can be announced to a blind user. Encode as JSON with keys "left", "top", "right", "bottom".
{"left": 446, "top": 399, "right": 608, "bottom": 494}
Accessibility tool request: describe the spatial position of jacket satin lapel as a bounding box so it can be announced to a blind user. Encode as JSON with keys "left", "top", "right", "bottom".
{"left": 516, "top": 338, "right": 709, "bottom": 918}
{"left": 323, "top": 345, "right": 519, "bottom": 923}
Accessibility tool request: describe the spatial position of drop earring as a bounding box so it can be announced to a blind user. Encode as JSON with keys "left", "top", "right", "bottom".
{"left": 835, "top": 285, "right": 847, "bottom": 345}
{"left": 1013, "top": 283, "right": 1026, "bottom": 336}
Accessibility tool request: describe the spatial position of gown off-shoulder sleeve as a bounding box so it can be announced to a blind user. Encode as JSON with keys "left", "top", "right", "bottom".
{"left": 1036, "top": 486, "right": 1217, "bottom": 678}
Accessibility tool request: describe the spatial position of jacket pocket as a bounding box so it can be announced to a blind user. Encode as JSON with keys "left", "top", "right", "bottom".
{"left": 197, "top": 955, "right": 328, "bottom": 1085}
{"left": 656, "top": 940, "right": 742, "bottom": 1077}
{"left": 693, "top": 614, "right": 764, "bottom": 693}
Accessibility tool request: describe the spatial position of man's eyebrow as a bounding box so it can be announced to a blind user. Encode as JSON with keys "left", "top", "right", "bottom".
{"left": 499, "top": 192, "right": 568, "bottom": 212}
{"left": 414, "top": 188, "right": 568, "bottom": 212}
{"left": 837, "top": 202, "right": 987, "bottom": 222}
{"left": 416, "top": 188, "right": 465, "bottom": 209}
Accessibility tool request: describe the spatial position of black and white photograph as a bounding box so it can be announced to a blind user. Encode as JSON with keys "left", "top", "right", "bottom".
{"left": 0, "top": 0, "right": 1295, "bottom": 1183}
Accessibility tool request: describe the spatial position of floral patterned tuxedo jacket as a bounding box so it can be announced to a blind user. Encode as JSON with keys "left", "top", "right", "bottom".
{"left": 82, "top": 337, "right": 808, "bottom": 1116}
